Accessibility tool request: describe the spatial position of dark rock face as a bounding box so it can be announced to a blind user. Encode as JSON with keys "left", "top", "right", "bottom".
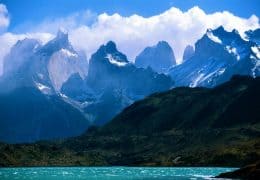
{"left": 135, "top": 41, "right": 176, "bottom": 73}
{"left": 216, "top": 161, "right": 260, "bottom": 179}
{"left": 37, "top": 29, "right": 74, "bottom": 57}
{"left": 169, "top": 26, "right": 260, "bottom": 87}
{"left": 0, "top": 87, "right": 89, "bottom": 143}
{"left": 61, "top": 41, "right": 172, "bottom": 125}
{"left": 73, "top": 41, "right": 173, "bottom": 125}
{"left": 246, "top": 28, "right": 260, "bottom": 45}
{"left": 86, "top": 41, "right": 130, "bottom": 90}
{"left": 61, "top": 73, "right": 93, "bottom": 102}
{"left": 83, "top": 88, "right": 133, "bottom": 126}
{"left": 182, "top": 45, "right": 194, "bottom": 62}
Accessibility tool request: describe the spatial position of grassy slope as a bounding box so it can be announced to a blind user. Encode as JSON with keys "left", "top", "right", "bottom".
{"left": 0, "top": 76, "right": 259, "bottom": 167}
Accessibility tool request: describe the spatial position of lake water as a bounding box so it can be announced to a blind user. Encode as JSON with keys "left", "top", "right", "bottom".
{"left": 0, "top": 167, "right": 236, "bottom": 180}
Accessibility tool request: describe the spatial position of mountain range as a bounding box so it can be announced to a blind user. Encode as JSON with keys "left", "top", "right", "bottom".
{"left": 169, "top": 26, "right": 260, "bottom": 87}
{"left": 0, "top": 75, "right": 259, "bottom": 166}
{"left": 0, "top": 26, "right": 259, "bottom": 143}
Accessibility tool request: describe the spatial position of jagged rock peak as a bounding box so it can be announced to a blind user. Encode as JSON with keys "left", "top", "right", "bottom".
{"left": 211, "top": 26, "right": 242, "bottom": 43}
{"left": 246, "top": 28, "right": 260, "bottom": 44}
{"left": 157, "top": 40, "right": 171, "bottom": 47}
{"left": 97, "top": 41, "right": 117, "bottom": 53}
{"left": 135, "top": 40, "right": 176, "bottom": 73}
{"left": 37, "top": 29, "right": 73, "bottom": 56}
{"left": 57, "top": 27, "right": 68, "bottom": 37}
{"left": 10, "top": 38, "right": 41, "bottom": 55}
{"left": 14, "top": 38, "right": 40, "bottom": 47}
{"left": 105, "top": 41, "right": 117, "bottom": 51}
{"left": 94, "top": 41, "right": 128, "bottom": 63}
{"left": 55, "top": 28, "right": 69, "bottom": 43}
{"left": 211, "top": 25, "right": 225, "bottom": 33}
{"left": 182, "top": 45, "right": 195, "bottom": 62}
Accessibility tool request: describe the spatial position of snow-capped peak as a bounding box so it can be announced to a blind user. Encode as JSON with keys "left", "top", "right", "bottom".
{"left": 94, "top": 41, "right": 129, "bottom": 64}
{"left": 36, "top": 29, "right": 73, "bottom": 57}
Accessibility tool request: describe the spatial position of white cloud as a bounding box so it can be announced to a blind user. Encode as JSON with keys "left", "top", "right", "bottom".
{"left": 69, "top": 6, "right": 259, "bottom": 63}
{"left": 0, "top": 3, "right": 54, "bottom": 75}
{"left": 0, "top": 8, "right": 94, "bottom": 75}
{"left": 26, "top": 10, "right": 96, "bottom": 34}
{"left": 0, "top": 4, "right": 9, "bottom": 32}
{"left": 0, "top": 5, "right": 259, "bottom": 75}
{"left": 0, "top": 32, "right": 53, "bottom": 74}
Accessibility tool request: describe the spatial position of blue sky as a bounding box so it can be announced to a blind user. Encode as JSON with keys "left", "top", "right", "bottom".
{"left": 2, "top": 0, "right": 260, "bottom": 32}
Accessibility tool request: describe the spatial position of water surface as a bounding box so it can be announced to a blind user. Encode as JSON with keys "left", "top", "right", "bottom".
{"left": 0, "top": 167, "right": 236, "bottom": 180}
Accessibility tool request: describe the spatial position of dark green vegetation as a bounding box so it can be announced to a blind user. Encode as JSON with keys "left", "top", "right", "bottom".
{"left": 0, "top": 76, "right": 259, "bottom": 167}
{"left": 216, "top": 161, "right": 260, "bottom": 179}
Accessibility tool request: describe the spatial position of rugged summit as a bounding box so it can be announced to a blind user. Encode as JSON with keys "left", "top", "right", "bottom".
{"left": 246, "top": 28, "right": 260, "bottom": 45}
{"left": 0, "top": 30, "right": 88, "bottom": 94}
{"left": 0, "top": 31, "right": 90, "bottom": 143}
{"left": 182, "top": 45, "right": 194, "bottom": 62}
{"left": 1, "top": 27, "right": 259, "bottom": 143}
{"left": 135, "top": 41, "right": 176, "bottom": 73}
{"left": 62, "top": 41, "right": 173, "bottom": 125}
{"left": 169, "top": 26, "right": 260, "bottom": 87}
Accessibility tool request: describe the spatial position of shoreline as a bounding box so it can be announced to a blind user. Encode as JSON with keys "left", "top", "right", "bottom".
{"left": 0, "top": 165, "right": 240, "bottom": 168}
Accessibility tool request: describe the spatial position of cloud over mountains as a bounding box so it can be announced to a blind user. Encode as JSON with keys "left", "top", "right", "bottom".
{"left": 0, "top": 4, "right": 9, "bottom": 32}
{"left": 0, "top": 3, "right": 259, "bottom": 74}
{"left": 69, "top": 6, "right": 259, "bottom": 62}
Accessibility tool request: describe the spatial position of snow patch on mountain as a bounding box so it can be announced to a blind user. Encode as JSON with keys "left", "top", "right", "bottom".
{"left": 206, "top": 31, "right": 222, "bottom": 44}
{"left": 251, "top": 46, "right": 260, "bottom": 59}
{"left": 35, "top": 82, "right": 52, "bottom": 94}
{"left": 60, "top": 48, "right": 78, "bottom": 58}
{"left": 169, "top": 26, "right": 260, "bottom": 87}
{"left": 106, "top": 54, "right": 128, "bottom": 66}
{"left": 48, "top": 48, "right": 87, "bottom": 91}
{"left": 226, "top": 46, "right": 240, "bottom": 60}
{"left": 252, "top": 60, "right": 260, "bottom": 78}
{"left": 190, "top": 73, "right": 204, "bottom": 87}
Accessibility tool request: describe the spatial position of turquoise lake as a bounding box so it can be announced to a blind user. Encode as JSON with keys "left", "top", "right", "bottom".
{"left": 0, "top": 167, "right": 236, "bottom": 180}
